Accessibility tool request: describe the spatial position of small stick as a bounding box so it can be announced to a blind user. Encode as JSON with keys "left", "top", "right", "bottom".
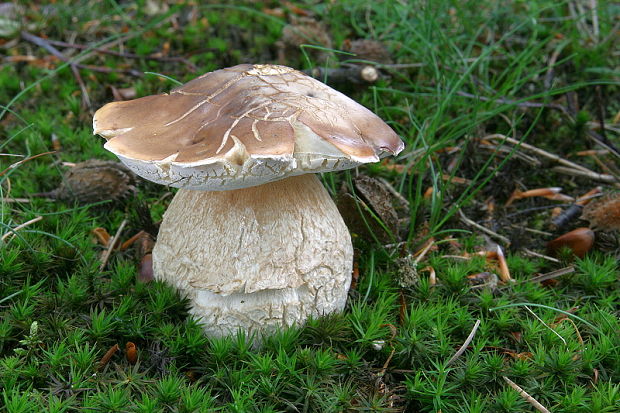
{"left": 503, "top": 376, "right": 551, "bottom": 413}
{"left": 1, "top": 216, "right": 43, "bottom": 243}
{"left": 97, "top": 344, "right": 120, "bottom": 370}
{"left": 70, "top": 64, "right": 92, "bottom": 111}
{"left": 21, "top": 32, "right": 142, "bottom": 77}
{"left": 458, "top": 210, "right": 511, "bottom": 245}
{"left": 456, "top": 91, "right": 569, "bottom": 114}
{"left": 1, "top": 198, "right": 33, "bottom": 203}
{"left": 509, "top": 226, "right": 553, "bottom": 237}
{"left": 485, "top": 134, "right": 592, "bottom": 173}
{"left": 478, "top": 143, "right": 541, "bottom": 166}
{"left": 413, "top": 239, "right": 435, "bottom": 264}
{"left": 446, "top": 319, "right": 481, "bottom": 365}
{"left": 522, "top": 249, "right": 560, "bottom": 263}
{"left": 529, "top": 266, "right": 575, "bottom": 284}
{"left": 589, "top": 154, "right": 619, "bottom": 177}
{"left": 99, "top": 219, "right": 128, "bottom": 271}
{"left": 378, "top": 347, "right": 396, "bottom": 377}
{"left": 551, "top": 166, "right": 617, "bottom": 184}
{"left": 441, "top": 254, "right": 471, "bottom": 261}
{"left": 91, "top": 227, "right": 111, "bottom": 246}
{"left": 44, "top": 38, "right": 197, "bottom": 71}
{"left": 305, "top": 65, "right": 380, "bottom": 84}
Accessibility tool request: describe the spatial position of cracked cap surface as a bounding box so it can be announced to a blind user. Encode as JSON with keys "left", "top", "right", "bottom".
{"left": 93, "top": 64, "right": 404, "bottom": 190}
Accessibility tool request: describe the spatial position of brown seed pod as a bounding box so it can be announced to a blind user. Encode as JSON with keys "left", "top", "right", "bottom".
{"left": 48, "top": 160, "right": 136, "bottom": 204}
{"left": 281, "top": 16, "right": 332, "bottom": 50}
{"left": 547, "top": 227, "right": 595, "bottom": 258}
{"left": 337, "top": 174, "right": 407, "bottom": 243}
{"left": 279, "top": 16, "right": 333, "bottom": 63}
{"left": 581, "top": 192, "right": 620, "bottom": 231}
{"left": 342, "top": 39, "right": 392, "bottom": 64}
{"left": 125, "top": 342, "right": 138, "bottom": 364}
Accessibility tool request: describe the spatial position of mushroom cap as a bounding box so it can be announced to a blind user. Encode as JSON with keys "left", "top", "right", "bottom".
{"left": 93, "top": 64, "right": 404, "bottom": 190}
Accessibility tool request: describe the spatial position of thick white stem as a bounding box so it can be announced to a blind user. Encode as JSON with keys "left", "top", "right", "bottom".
{"left": 152, "top": 174, "right": 353, "bottom": 337}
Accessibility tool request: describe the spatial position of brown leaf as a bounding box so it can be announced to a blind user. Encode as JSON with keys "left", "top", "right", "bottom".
{"left": 337, "top": 175, "right": 408, "bottom": 244}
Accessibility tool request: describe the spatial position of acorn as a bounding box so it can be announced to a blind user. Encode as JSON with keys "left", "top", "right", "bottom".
{"left": 547, "top": 227, "right": 595, "bottom": 258}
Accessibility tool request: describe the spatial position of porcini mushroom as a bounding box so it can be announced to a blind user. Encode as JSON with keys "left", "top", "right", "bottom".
{"left": 93, "top": 64, "right": 403, "bottom": 337}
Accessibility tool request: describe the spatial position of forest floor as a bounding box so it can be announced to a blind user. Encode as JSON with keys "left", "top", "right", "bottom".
{"left": 0, "top": 1, "right": 619, "bottom": 412}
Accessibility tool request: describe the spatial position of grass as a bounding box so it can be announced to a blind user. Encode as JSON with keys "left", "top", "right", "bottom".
{"left": 1, "top": 0, "right": 619, "bottom": 411}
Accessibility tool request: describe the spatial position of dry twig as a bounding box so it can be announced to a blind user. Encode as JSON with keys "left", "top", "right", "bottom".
{"left": 528, "top": 266, "right": 575, "bottom": 283}
{"left": 99, "top": 219, "right": 128, "bottom": 271}
{"left": 305, "top": 65, "right": 380, "bottom": 84}
{"left": 44, "top": 38, "right": 197, "bottom": 71}
{"left": 521, "top": 248, "right": 560, "bottom": 263}
{"left": 503, "top": 376, "right": 551, "bottom": 413}
{"left": 20, "top": 32, "right": 143, "bottom": 77}
{"left": 97, "top": 344, "right": 120, "bottom": 371}
{"left": 486, "top": 134, "right": 589, "bottom": 172}
{"left": 551, "top": 166, "right": 618, "bottom": 184}
{"left": 458, "top": 209, "right": 511, "bottom": 245}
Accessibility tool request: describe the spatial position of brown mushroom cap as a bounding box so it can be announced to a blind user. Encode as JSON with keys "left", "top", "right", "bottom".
{"left": 93, "top": 64, "right": 404, "bottom": 190}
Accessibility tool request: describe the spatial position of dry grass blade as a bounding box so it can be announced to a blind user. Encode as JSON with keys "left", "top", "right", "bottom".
{"left": 458, "top": 209, "right": 511, "bottom": 245}
{"left": 528, "top": 266, "right": 575, "bottom": 283}
{"left": 1, "top": 216, "right": 43, "bottom": 243}
{"left": 99, "top": 219, "right": 128, "bottom": 271}
{"left": 485, "top": 134, "right": 606, "bottom": 175}
{"left": 0, "top": 151, "right": 56, "bottom": 178}
{"left": 503, "top": 376, "right": 551, "bottom": 413}
{"left": 446, "top": 319, "right": 481, "bottom": 365}
{"left": 551, "top": 166, "right": 618, "bottom": 184}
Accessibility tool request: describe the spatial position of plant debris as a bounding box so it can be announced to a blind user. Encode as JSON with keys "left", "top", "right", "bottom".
{"left": 42, "top": 159, "right": 136, "bottom": 205}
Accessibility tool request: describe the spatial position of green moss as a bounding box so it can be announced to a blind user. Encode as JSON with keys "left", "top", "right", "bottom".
{"left": 1, "top": 0, "right": 618, "bottom": 410}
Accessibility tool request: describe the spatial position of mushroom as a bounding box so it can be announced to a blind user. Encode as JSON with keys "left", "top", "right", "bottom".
{"left": 93, "top": 64, "right": 404, "bottom": 337}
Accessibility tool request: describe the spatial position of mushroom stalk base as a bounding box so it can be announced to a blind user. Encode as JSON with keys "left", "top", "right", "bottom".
{"left": 152, "top": 174, "right": 353, "bottom": 337}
